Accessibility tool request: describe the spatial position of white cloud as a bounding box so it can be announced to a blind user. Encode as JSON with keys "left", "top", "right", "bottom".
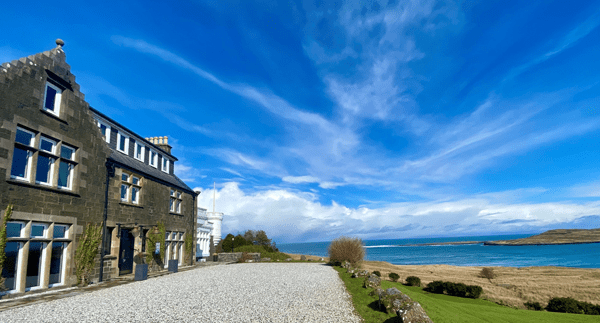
{"left": 196, "top": 182, "right": 600, "bottom": 243}
{"left": 282, "top": 175, "right": 320, "bottom": 184}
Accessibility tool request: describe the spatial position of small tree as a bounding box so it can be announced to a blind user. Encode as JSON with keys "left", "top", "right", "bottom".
{"left": 74, "top": 223, "right": 102, "bottom": 285}
{"left": 479, "top": 267, "right": 497, "bottom": 281}
{"left": 328, "top": 236, "right": 365, "bottom": 266}
{"left": 255, "top": 230, "right": 271, "bottom": 246}
{"left": 0, "top": 205, "right": 13, "bottom": 290}
{"left": 406, "top": 276, "right": 421, "bottom": 287}
{"left": 373, "top": 271, "right": 381, "bottom": 277}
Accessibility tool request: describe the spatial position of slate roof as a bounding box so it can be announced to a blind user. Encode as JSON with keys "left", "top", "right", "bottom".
{"left": 108, "top": 150, "right": 195, "bottom": 194}
{"left": 89, "top": 107, "right": 196, "bottom": 195}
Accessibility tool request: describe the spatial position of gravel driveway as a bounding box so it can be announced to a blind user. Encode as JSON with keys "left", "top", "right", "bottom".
{"left": 0, "top": 263, "right": 361, "bottom": 322}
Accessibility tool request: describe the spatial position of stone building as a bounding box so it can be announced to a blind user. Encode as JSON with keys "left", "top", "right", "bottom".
{"left": 0, "top": 40, "right": 198, "bottom": 295}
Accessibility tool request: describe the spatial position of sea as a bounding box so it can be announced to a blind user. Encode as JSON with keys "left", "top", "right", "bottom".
{"left": 277, "top": 234, "right": 600, "bottom": 268}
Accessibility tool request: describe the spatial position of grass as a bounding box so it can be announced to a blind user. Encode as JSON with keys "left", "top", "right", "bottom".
{"left": 359, "top": 260, "right": 600, "bottom": 308}
{"left": 335, "top": 266, "right": 600, "bottom": 323}
{"left": 234, "top": 245, "right": 291, "bottom": 261}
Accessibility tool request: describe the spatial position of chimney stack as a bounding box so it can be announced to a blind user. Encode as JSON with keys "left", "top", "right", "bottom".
{"left": 145, "top": 136, "right": 172, "bottom": 155}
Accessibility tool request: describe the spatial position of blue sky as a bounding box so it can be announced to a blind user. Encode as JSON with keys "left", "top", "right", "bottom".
{"left": 3, "top": 0, "right": 600, "bottom": 243}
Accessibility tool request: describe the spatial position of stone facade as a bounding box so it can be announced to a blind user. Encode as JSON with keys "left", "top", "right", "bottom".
{"left": 0, "top": 40, "right": 198, "bottom": 295}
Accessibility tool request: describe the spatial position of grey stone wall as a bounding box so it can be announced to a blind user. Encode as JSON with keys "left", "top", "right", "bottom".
{"left": 218, "top": 252, "right": 261, "bottom": 262}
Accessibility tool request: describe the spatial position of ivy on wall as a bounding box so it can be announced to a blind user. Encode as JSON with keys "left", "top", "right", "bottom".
{"left": 0, "top": 204, "right": 13, "bottom": 291}
{"left": 75, "top": 223, "right": 102, "bottom": 285}
{"left": 145, "top": 222, "right": 166, "bottom": 266}
{"left": 184, "top": 231, "right": 194, "bottom": 264}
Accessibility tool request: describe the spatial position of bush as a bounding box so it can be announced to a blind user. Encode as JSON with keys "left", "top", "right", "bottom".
{"left": 466, "top": 285, "right": 483, "bottom": 299}
{"left": 388, "top": 272, "right": 400, "bottom": 282}
{"left": 546, "top": 297, "right": 582, "bottom": 314}
{"left": 327, "top": 236, "right": 365, "bottom": 266}
{"left": 406, "top": 276, "right": 421, "bottom": 287}
{"left": 372, "top": 270, "right": 381, "bottom": 277}
{"left": 546, "top": 297, "right": 600, "bottom": 315}
{"left": 426, "top": 281, "right": 445, "bottom": 294}
{"left": 426, "top": 281, "right": 483, "bottom": 299}
{"left": 235, "top": 244, "right": 290, "bottom": 261}
{"left": 524, "top": 301, "right": 543, "bottom": 311}
{"left": 479, "top": 267, "right": 496, "bottom": 280}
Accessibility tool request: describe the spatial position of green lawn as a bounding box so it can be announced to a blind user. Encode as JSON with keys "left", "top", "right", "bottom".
{"left": 334, "top": 267, "right": 599, "bottom": 323}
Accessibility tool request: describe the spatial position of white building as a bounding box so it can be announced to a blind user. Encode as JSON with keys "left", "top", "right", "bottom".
{"left": 196, "top": 183, "right": 223, "bottom": 260}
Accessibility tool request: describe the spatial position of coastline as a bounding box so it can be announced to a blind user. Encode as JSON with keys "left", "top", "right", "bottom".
{"left": 286, "top": 253, "right": 600, "bottom": 309}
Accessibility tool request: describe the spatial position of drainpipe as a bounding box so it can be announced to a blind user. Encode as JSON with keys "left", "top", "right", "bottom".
{"left": 99, "top": 160, "right": 115, "bottom": 282}
{"left": 191, "top": 190, "right": 200, "bottom": 266}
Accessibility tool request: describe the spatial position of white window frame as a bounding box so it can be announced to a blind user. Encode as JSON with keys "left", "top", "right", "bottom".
{"left": 35, "top": 137, "right": 57, "bottom": 186}
{"left": 134, "top": 142, "right": 145, "bottom": 162}
{"left": 96, "top": 120, "right": 111, "bottom": 143}
{"left": 121, "top": 172, "right": 142, "bottom": 204}
{"left": 161, "top": 156, "right": 169, "bottom": 173}
{"left": 11, "top": 127, "right": 36, "bottom": 181}
{"left": 116, "top": 132, "right": 129, "bottom": 154}
{"left": 170, "top": 189, "right": 183, "bottom": 214}
{"left": 57, "top": 144, "right": 76, "bottom": 190}
{"left": 149, "top": 149, "right": 158, "bottom": 168}
{"left": 43, "top": 82, "right": 62, "bottom": 117}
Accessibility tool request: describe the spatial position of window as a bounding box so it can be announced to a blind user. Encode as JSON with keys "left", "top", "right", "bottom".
{"left": 149, "top": 149, "right": 157, "bottom": 168}
{"left": 10, "top": 127, "right": 35, "bottom": 181}
{"left": 121, "top": 171, "right": 142, "bottom": 204}
{"left": 164, "top": 231, "right": 184, "bottom": 267}
{"left": 161, "top": 156, "right": 169, "bottom": 173}
{"left": 43, "top": 82, "right": 62, "bottom": 116}
{"left": 58, "top": 145, "right": 75, "bottom": 189}
{"left": 10, "top": 127, "right": 78, "bottom": 190}
{"left": 170, "top": 189, "right": 182, "bottom": 214}
{"left": 134, "top": 142, "right": 145, "bottom": 162}
{"left": 96, "top": 120, "right": 111, "bottom": 143}
{"left": 36, "top": 137, "right": 57, "bottom": 186}
{"left": 116, "top": 132, "right": 129, "bottom": 154}
{"left": 2, "top": 222, "right": 71, "bottom": 292}
{"left": 101, "top": 227, "right": 114, "bottom": 256}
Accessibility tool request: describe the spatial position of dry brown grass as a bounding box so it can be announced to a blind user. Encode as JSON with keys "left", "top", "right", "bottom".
{"left": 359, "top": 260, "right": 600, "bottom": 309}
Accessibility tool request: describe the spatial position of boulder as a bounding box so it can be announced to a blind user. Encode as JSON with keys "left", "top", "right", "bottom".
{"left": 396, "top": 301, "right": 433, "bottom": 323}
{"left": 300, "top": 255, "right": 307, "bottom": 261}
{"left": 376, "top": 287, "right": 433, "bottom": 323}
{"left": 342, "top": 261, "right": 352, "bottom": 269}
{"left": 286, "top": 258, "right": 293, "bottom": 262}
{"left": 351, "top": 270, "right": 370, "bottom": 278}
{"left": 363, "top": 274, "right": 381, "bottom": 288}
{"left": 319, "top": 257, "right": 325, "bottom": 261}
{"left": 261, "top": 257, "right": 271, "bottom": 262}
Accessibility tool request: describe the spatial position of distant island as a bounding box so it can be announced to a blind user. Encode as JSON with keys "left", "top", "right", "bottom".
{"left": 483, "top": 228, "right": 600, "bottom": 246}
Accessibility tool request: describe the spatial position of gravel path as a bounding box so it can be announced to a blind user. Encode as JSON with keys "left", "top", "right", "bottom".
{"left": 0, "top": 263, "right": 362, "bottom": 323}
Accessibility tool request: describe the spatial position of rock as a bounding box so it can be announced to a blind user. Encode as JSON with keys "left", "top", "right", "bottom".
{"left": 245, "top": 259, "right": 254, "bottom": 263}
{"left": 300, "top": 255, "right": 307, "bottom": 261}
{"left": 286, "top": 258, "right": 292, "bottom": 262}
{"left": 386, "top": 287, "right": 401, "bottom": 296}
{"left": 319, "top": 257, "right": 324, "bottom": 261}
{"left": 347, "top": 268, "right": 355, "bottom": 274}
{"left": 396, "top": 301, "right": 433, "bottom": 323}
{"left": 342, "top": 261, "right": 352, "bottom": 269}
{"left": 363, "top": 274, "right": 381, "bottom": 289}
{"left": 261, "top": 257, "right": 271, "bottom": 262}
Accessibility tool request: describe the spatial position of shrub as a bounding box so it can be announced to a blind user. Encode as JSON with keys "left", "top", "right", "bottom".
{"left": 524, "top": 301, "right": 543, "bottom": 311}
{"left": 373, "top": 270, "right": 381, "bottom": 277}
{"left": 406, "top": 276, "right": 421, "bottom": 287}
{"left": 546, "top": 297, "right": 600, "bottom": 315}
{"left": 426, "top": 281, "right": 483, "bottom": 299}
{"left": 327, "top": 236, "right": 365, "bottom": 266}
{"left": 388, "top": 272, "right": 400, "bottom": 282}
{"left": 546, "top": 297, "right": 582, "bottom": 314}
{"left": 466, "top": 285, "right": 483, "bottom": 299}
{"left": 426, "top": 281, "right": 445, "bottom": 294}
{"left": 479, "top": 267, "right": 497, "bottom": 280}
{"left": 0, "top": 204, "right": 13, "bottom": 291}
{"left": 75, "top": 223, "right": 102, "bottom": 285}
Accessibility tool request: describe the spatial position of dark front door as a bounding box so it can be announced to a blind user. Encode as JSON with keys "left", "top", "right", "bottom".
{"left": 118, "top": 229, "right": 135, "bottom": 275}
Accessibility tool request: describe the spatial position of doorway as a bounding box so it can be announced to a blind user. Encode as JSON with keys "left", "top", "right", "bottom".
{"left": 118, "top": 229, "right": 135, "bottom": 275}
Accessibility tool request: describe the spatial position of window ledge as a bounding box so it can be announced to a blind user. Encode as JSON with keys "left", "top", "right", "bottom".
{"left": 119, "top": 202, "right": 143, "bottom": 209}
{"left": 7, "top": 179, "right": 80, "bottom": 197}
{"left": 103, "top": 255, "right": 118, "bottom": 260}
{"left": 169, "top": 212, "right": 184, "bottom": 216}
{"left": 39, "top": 108, "right": 68, "bottom": 125}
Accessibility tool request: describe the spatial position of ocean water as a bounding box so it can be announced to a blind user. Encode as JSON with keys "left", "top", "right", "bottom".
{"left": 277, "top": 234, "right": 600, "bottom": 268}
